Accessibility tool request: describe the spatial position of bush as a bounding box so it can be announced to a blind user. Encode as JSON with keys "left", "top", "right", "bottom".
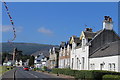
{"left": 52, "top": 68, "right": 120, "bottom": 80}
{"left": 42, "top": 66, "right": 47, "bottom": 71}
{"left": 52, "top": 68, "right": 58, "bottom": 74}
{"left": 64, "top": 68, "right": 76, "bottom": 76}
{"left": 33, "top": 68, "right": 40, "bottom": 71}
{"left": 90, "top": 70, "right": 120, "bottom": 80}
{"left": 103, "top": 75, "right": 120, "bottom": 80}
{"left": 75, "top": 70, "right": 93, "bottom": 79}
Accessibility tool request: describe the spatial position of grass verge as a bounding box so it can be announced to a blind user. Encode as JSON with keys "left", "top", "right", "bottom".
{"left": 0, "top": 66, "right": 13, "bottom": 75}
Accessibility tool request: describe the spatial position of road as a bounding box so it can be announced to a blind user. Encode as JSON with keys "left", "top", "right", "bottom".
{"left": 1, "top": 67, "right": 67, "bottom": 80}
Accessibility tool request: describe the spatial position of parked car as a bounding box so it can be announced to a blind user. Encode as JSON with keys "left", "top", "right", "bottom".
{"left": 23, "top": 66, "right": 29, "bottom": 71}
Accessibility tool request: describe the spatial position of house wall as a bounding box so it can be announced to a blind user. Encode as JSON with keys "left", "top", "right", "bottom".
{"left": 70, "top": 42, "right": 76, "bottom": 69}
{"left": 90, "top": 55, "right": 119, "bottom": 72}
{"left": 49, "top": 47, "right": 59, "bottom": 69}
{"left": 80, "top": 46, "right": 89, "bottom": 70}
{"left": 59, "top": 27, "right": 120, "bottom": 72}
{"left": 71, "top": 46, "right": 89, "bottom": 70}
{"left": 59, "top": 48, "right": 63, "bottom": 68}
{"left": 70, "top": 36, "right": 89, "bottom": 70}
{"left": 59, "top": 45, "right": 71, "bottom": 68}
{"left": 49, "top": 53, "right": 57, "bottom": 68}
{"left": 118, "top": 56, "right": 120, "bottom": 72}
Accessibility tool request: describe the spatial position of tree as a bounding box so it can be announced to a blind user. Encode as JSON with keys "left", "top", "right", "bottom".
{"left": 2, "top": 52, "right": 12, "bottom": 64}
{"left": 28, "top": 56, "right": 35, "bottom": 67}
{"left": 21, "top": 55, "right": 30, "bottom": 62}
{"left": 16, "top": 51, "right": 23, "bottom": 61}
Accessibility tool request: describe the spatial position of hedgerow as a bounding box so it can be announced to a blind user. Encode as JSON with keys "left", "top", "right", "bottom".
{"left": 52, "top": 68, "right": 120, "bottom": 80}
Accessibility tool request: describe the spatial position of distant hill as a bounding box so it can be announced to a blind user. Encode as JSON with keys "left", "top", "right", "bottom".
{"left": 0, "top": 42, "right": 58, "bottom": 55}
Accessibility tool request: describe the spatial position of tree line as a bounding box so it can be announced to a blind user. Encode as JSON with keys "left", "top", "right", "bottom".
{"left": 2, "top": 52, "right": 35, "bottom": 66}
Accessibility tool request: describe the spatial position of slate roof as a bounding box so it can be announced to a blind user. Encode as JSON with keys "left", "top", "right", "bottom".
{"left": 74, "top": 37, "right": 81, "bottom": 43}
{"left": 31, "top": 51, "right": 49, "bottom": 57}
{"left": 90, "top": 41, "right": 120, "bottom": 58}
{"left": 36, "top": 55, "right": 45, "bottom": 61}
{"left": 66, "top": 41, "right": 72, "bottom": 48}
{"left": 75, "top": 43, "right": 82, "bottom": 49}
{"left": 89, "top": 29, "right": 120, "bottom": 55}
{"left": 60, "top": 42, "right": 66, "bottom": 48}
{"left": 54, "top": 47, "right": 60, "bottom": 53}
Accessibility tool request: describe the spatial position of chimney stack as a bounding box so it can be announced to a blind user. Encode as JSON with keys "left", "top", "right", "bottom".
{"left": 13, "top": 48, "right": 17, "bottom": 65}
{"left": 103, "top": 16, "right": 113, "bottom": 30}
{"left": 85, "top": 28, "right": 93, "bottom": 32}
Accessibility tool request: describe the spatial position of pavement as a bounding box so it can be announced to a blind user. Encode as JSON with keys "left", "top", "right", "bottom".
{"left": 1, "top": 67, "right": 75, "bottom": 80}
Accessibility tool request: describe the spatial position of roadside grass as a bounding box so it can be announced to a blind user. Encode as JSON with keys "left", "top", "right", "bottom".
{"left": 0, "top": 66, "right": 13, "bottom": 75}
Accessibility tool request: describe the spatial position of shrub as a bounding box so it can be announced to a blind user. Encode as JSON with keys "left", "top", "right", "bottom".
{"left": 33, "top": 68, "right": 40, "bottom": 71}
{"left": 103, "top": 75, "right": 120, "bottom": 80}
{"left": 64, "top": 69, "right": 75, "bottom": 76}
{"left": 52, "top": 68, "right": 120, "bottom": 80}
{"left": 90, "top": 70, "right": 120, "bottom": 80}
{"left": 75, "top": 70, "right": 93, "bottom": 79}
{"left": 42, "top": 66, "right": 47, "bottom": 71}
{"left": 33, "top": 68, "right": 37, "bottom": 71}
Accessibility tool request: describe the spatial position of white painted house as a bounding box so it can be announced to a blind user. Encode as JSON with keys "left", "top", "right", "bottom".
{"left": 59, "top": 16, "right": 120, "bottom": 72}
{"left": 70, "top": 29, "right": 96, "bottom": 70}
{"left": 49, "top": 47, "right": 59, "bottom": 69}
{"left": 89, "top": 16, "right": 120, "bottom": 72}
{"left": 3, "top": 60, "right": 13, "bottom": 66}
{"left": 39, "top": 56, "right": 49, "bottom": 69}
{"left": 89, "top": 41, "right": 120, "bottom": 72}
{"left": 15, "top": 60, "right": 23, "bottom": 66}
{"left": 59, "top": 41, "right": 71, "bottom": 68}
{"left": 59, "top": 42, "right": 66, "bottom": 68}
{"left": 34, "top": 53, "right": 45, "bottom": 68}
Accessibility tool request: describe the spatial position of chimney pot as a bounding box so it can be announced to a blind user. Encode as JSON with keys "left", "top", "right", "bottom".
{"left": 85, "top": 28, "right": 92, "bottom": 32}
{"left": 103, "top": 16, "right": 113, "bottom": 30}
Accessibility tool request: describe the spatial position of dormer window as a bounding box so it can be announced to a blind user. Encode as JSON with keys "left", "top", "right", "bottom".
{"left": 82, "top": 38, "right": 86, "bottom": 51}
{"left": 72, "top": 42, "right": 76, "bottom": 49}
{"left": 49, "top": 49, "right": 52, "bottom": 53}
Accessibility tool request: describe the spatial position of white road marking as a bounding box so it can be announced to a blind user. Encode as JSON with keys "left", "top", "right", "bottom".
{"left": 25, "top": 71, "right": 39, "bottom": 78}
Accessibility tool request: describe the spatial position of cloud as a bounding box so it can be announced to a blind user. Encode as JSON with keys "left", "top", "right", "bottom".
{"left": 38, "top": 27, "right": 53, "bottom": 35}
{"left": 0, "top": 25, "right": 23, "bottom": 32}
{"left": 16, "top": 27, "right": 23, "bottom": 32}
{"left": 0, "top": 25, "right": 12, "bottom": 32}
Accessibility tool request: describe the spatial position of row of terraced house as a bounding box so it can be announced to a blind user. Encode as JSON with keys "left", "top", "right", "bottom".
{"left": 48, "top": 16, "right": 120, "bottom": 72}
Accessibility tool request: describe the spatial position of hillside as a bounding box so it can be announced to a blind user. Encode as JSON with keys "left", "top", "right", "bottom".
{"left": 0, "top": 42, "right": 58, "bottom": 55}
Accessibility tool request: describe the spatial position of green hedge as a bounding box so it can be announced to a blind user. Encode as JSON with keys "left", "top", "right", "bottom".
{"left": 33, "top": 68, "right": 41, "bottom": 71}
{"left": 52, "top": 68, "right": 77, "bottom": 76}
{"left": 103, "top": 75, "right": 120, "bottom": 80}
{"left": 75, "top": 70, "right": 93, "bottom": 79}
{"left": 52, "top": 68, "right": 120, "bottom": 80}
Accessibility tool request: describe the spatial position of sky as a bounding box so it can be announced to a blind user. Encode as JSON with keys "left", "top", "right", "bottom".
{"left": 2, "top": 2, "right": 118, "bottom": 45}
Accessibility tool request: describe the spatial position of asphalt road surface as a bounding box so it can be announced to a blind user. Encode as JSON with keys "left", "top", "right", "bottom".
{"left": 1, "top": 67, "right": 67, "bottom": 80}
